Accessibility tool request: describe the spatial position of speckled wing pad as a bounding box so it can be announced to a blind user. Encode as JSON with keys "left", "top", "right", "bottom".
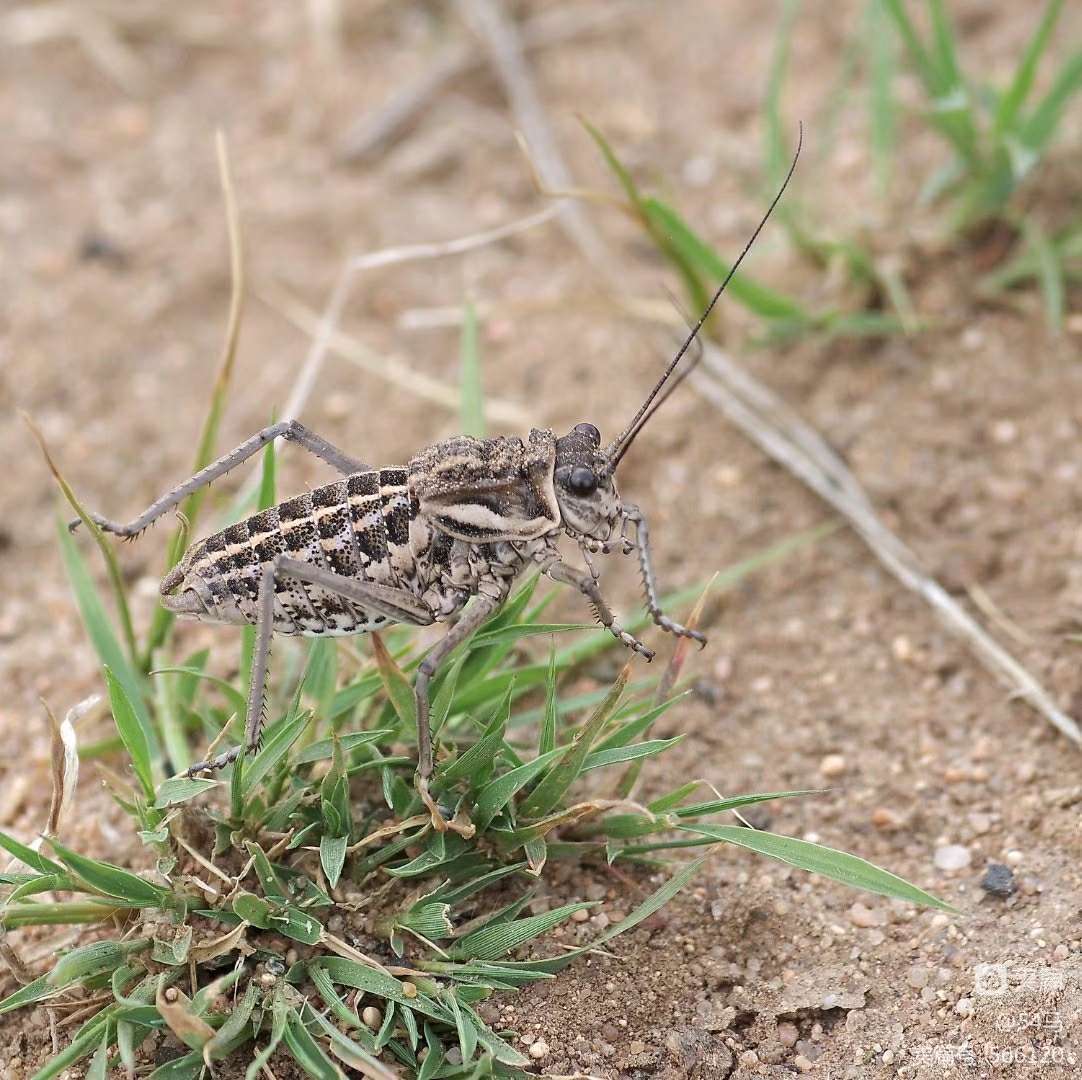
{"left": 408, "top": 428, "right": 560, "bottom": 542}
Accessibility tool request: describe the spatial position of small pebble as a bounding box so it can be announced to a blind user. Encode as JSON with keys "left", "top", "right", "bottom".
{"left": 739, "top": 1050, "right": 759, "bottom": 1067}
{"left": 934, "top": 844, "right": 972, "bottom": 871}
{"left": 980, "top": 863, "right": 1016, "bottom": 899}
{"left": 571, "top": 908, "right": 590, "bottom": 922}
{"left": 871, "top": 807, "right": 902, "bottom": 830}
{"left": 777, "top": 1022, "right": 799, "bottom": 1047}
{"left": 795, "top": 1055, "right": 815, "bottom": 1072}
{"left": 991, "top": 419, "right": 1017, "bottom": 444}
{"left": 362, "top": 1006, "right": 382, "bottom": 1031}
{"left": 955, "top": 998, "right": 973, "bottom": 1017}
{"left": 907, "top": 965, "right": 929, "bottom": 989}
{"left": 529, "top": 1039, "right": 549, "bottom": 1060}
{"left": 629, "top": 1040, "right": 646, "bottom": 1055}
{"left": 1005, "top": 849, "right": 1024, "bottom": 866}
{"left": 849, "top": 902, "right": 886, "bottom": 928}
{"left": 820, "top": 754, "right": 847, "bottom": 778}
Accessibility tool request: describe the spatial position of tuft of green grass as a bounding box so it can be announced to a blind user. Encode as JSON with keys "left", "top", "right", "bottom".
{"left": 18, "top": 198, "right": 950, "bottom": 1073}
{"left": 881, "top": 0, "right": 1082, "bottom": 230}
{"left": 581, "top": 117, "right": 908, "bottom": 344}
{"left": 875, "top": 0, "right": 1082, "bottom": 331}
{"left": 5, "top": 468, "right": 952, "bottom": 1077}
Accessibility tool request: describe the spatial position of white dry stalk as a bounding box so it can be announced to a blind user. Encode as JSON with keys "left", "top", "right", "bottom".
{"left": 1, "top": 3, "right": 148, "bottom": 95}
{"left": 454, "top": 0, "right": 616, "bottom": 281}
{"left": 236, "top": 203, "right": 558, "bottom": 511}
{"left": 264, "top": 287, "right": 531, "bottom": 428}
{"left": 337, "top": 0, "right": 647, "bottom": 162}
{"left": 691, "top": 343, "right": 1081, "bottom": 745}
{"left": 0, "top": 695, "right": 88, "bottom": 876}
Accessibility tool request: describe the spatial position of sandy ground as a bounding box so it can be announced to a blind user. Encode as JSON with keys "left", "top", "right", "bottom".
{"left": 2, "top": 1, "right": 1082, "bottom": 1076}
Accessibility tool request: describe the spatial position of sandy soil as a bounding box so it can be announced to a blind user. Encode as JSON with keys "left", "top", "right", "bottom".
{"left": 2, "top": 1, "right": 1082, "bottom": 1077}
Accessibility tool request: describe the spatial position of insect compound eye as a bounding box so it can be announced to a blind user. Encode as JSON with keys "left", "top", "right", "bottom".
{"left": 573, "top": 423, "right": 601, "bottom": 447}
{"left": 567, "top": 466, "right": 598, "bottom": 496}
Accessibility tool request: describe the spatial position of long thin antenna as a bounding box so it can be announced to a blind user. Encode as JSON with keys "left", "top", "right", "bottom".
{"left": 603, "top": 121, "right": 803, "bottom": 473}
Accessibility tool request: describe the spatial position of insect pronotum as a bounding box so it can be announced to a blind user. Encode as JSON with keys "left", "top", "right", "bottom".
{"left": 74, "top": 131, "right": 800, "bottom": 833}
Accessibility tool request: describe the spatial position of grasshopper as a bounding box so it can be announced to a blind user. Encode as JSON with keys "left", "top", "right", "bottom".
{"left": 74, "top": 138, "right": 799, "bottom": 833}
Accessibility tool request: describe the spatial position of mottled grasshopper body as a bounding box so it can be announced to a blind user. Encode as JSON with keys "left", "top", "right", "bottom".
{"left": 77, "top": 138, "right": 799, "bottom": 832}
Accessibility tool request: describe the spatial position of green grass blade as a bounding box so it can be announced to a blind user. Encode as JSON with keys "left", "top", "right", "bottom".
{"left": 518, "top": 667, "right": 628, "bottom": 820}
{"left": 473, "top": 746, "right": 568, "bottom": 832}
{"left": 579, "top": 115, "right": 646, "bottom": 210}
{"left": 24, "top": 417, "right": 139, "bottom": 666}
{"left": 764, "top": 0, "right": 800, "bottom": 190}
{"left": 460, "top": 299, "right": 485, "bottom": 439}
{"left": 866, "top": 0, "right": 898, "bottom": 193}
{"left": 242, "top": 710, "right": 311, "bottom": 795}
{"left": 258, "top": 431, "right": 277, "bottom": 510}
{"left": 371, "top": 634, "right": 417, "bottom": 735}
{"left": 1021, "top": 218, "right": 1065, "bottom": 332}
{"left": 539, "top": 643, "right": 558, "bottom": 756}
{"left": 148, "top": 667, "right": 247, "bottom": 717}
{"left": 927, "top": 0, "right": 964, "bottom": 91}
{"left": 683, "top": 824, "right": 954, "bottom": 910}
{"left": 671, "top": 789, "right": 821, "bottom": 818}
{"left": 450, "top": 902, "right": 595, "bottom": 962}
{"left": 1017, "top": 50, "right": 1082, "bottom": 155}
{"left": 55, "top": 519, "right": 155, "bottom": 755}
{"left": 0, "top": 975, "right": 59, "bottom": 1016}
{"left": 48, "top": 840, "right": 169, "bottom": 907}
{"left": 580, "top": 737, "right": 683, "bottom": 772}
{"left": 0, "top": 830, "right": 65, "bottom": 875}
{"left": 103, "top": 667, "right": 155, "bottom": 801}
{"left": 283, "top": 1005, "right": 344, "bottom": 1079}
{"left": 880, "top": 0, "right": 941, "bottom": 94}
{"left": 994, "top": 0, "right": 1064, "bottom": 135}
{"left": 507, "top": 858, "right": 705, "bottom": 974}
{"left": 642, "top": 197, "right": 812, "bottom": 322}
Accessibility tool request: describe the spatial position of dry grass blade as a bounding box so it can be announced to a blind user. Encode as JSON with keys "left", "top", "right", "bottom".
{"left": 454, "top": 0, "right": 615, "bottom": 278}
{"left": 146, "top": 129, "right": 245, "bottom": 658}
{"left": 238, "top": 204, "right": 555, "bottom": 508}
{"left": 337, "top": 1, "right": 646, "bottom": 162}
{"left": 692, "top": 343, "right": 1081, "bottom": 745}
{"left": 265, "top": 287, "right": 530, "bottom": 428}
{"left": 155, "top": 982, "right": 215, "bottom": 1046}
{"left": 41, "top": 698, "right": 79, "bottom": 838}
{"left": 21, "top": 412, "right": 138, "bottom": 663}
{"left": 0, "top": 928, "right": 33, "bottom": 986}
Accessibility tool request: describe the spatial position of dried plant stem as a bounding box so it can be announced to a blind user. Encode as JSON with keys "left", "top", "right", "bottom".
{"left": 692, "top": 343, "right": 1081, "bottom": 745}
{"left": 264, "top": 286, "right": 530, "bottom": 428}
{"left": 145, "top": 130, "right": 245, "bottom": 662}
{"left": 337, "top": 1, "right": 645, "bottom": 162}
{"left": 454, "top": 0, "right": 615, "bottom": 279}
{"left": 236, "top": 205, "right": 556, "bottom": 508}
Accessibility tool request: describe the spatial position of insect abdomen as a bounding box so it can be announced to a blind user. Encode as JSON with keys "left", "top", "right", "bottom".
{"left": 176, "top": 468, "right": 420, "bottom": 637}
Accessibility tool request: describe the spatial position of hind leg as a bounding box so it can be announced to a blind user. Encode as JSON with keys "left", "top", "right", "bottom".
{"left": 74, "top": 420, "right": 370, "bottom": 538}
{"left": 187, "top": 557, "right": 434, "bottom": 775}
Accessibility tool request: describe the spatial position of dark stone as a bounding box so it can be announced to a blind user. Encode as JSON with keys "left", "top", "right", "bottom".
{"left": 980, "top": 862, "right": 1016, "bottom": 898}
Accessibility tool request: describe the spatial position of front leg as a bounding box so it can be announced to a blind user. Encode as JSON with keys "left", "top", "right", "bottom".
{"left": 536, "top": 552, "right": 654, "bottom": 661}
{"left": 414, "top": 593, "right": 501, "bottom": 836}
{"left": 623, "top": 506, "right": 707, "bottom": 646}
